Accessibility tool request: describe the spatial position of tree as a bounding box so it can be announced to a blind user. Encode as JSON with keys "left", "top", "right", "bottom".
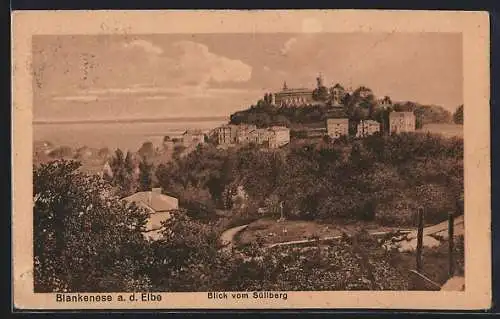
{"left": 138, "top": 156, "right": 154, "bottom": 191}
{"left": 138, "top": 141, "right": 155, "bottom": 158}
{"left": 97, "top": 147, "right": 111, "bottom": 159}
{"left": 312, "top": 86, "right": 329, "bottom": 102}
{"left": 453, "top": 105, "right": 464, "bottom": 124}
{"left": 147, "top": 210, "right": 227, "bottom": 291}
{"left": 33, "top": 160, "right": 151, "bottom": 292}
{"left": 380, "top": 96, "right": 392, "bottom": 105}
{"left": 109, "top": 149, "right": 136, "bottom": 197}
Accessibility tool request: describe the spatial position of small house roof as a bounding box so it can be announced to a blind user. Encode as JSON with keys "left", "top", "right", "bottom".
{"left": 123, "top": 191, "right": 178, "bottom": 212}
{"left": 362, "top": 120, "right": 380, "bottom": 125}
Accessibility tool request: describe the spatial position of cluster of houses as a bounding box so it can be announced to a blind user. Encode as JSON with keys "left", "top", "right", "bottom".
{"left": 209, "top": 110, "right": 415, "bottom": 149}
{"left": 211, "top": 124, "right": 291, "bottom": 149}
{"left": 326, "top": 111, "right": 416, "bottom": 140}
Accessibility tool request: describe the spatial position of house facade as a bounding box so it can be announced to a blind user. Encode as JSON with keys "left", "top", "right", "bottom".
{"left": 389, "top": 111, "right": 416, "bottom": 133}
{"left": 268, "top": 126, "right": 290, "bottom": 148}
{"left": 235, "top": 124, "right": 258, "bottom": 143}
{"left": 356, "top": 120, "right": 381, "bottom": 137}
{"left": 216, "top": 125, "right": 238, "bottom": 145}
{"left": 214, "top": 124, "right": 290, "bottom": 148}
{"left": 123, "top": 188, "right": 179, "bottom": 239}
{"left": 248, "top": 128, "right": 272, "bottom": 145}
{"left": 326, "top": 118, "right": 349, "bottom": 140}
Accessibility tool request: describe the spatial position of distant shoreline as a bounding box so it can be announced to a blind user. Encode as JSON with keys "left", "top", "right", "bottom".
{"left": 33, "top": 116, "right": 228, "bottom": 125}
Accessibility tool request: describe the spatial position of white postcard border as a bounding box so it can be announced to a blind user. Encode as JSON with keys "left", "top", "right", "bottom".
{"left": 12, "top": 10, "right": 491, "bottom": 310}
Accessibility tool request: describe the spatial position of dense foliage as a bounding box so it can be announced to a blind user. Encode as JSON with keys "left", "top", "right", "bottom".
{"left": 453, "top": 105, "right": 464, "bottom": 124}
{"left": 34, "top": 156, "right": 462, "bottom": 292}
{"left": 156, "top": 133, "right": 463, "bottom": 226}
{"left": 34, "top": 160, "right": 151, "bottom": 292}
{"left": 146, "top": 211, "right": 410, "bottom": 292}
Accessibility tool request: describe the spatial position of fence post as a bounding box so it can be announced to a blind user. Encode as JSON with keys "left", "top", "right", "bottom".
{"left": 416, "top": 207, "right": 424, "bottom": 272}
{"left": 448, "top": 212, "right": 455, "bottom": 277}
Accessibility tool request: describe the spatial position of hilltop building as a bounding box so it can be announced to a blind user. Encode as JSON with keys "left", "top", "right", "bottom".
{"left": 326, "top": 118, "right": 349, "bottom": 140}
{"left": 389, "top": 111, "right": 416, "bottom": 133}
{"left": 356, "top": 120, "right": 381, "bottom": 138}
{"left": 273, "top": 82, "right": 314, "bottom": 107}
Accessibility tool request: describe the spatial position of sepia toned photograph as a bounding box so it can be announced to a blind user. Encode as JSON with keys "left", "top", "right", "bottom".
{"left": 12, "top": 10, "right": 490, "bottom": 310}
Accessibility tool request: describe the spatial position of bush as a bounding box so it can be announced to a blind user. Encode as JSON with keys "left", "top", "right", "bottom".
{"left": 226, "top": 202, "right": 261, "bottom": 228}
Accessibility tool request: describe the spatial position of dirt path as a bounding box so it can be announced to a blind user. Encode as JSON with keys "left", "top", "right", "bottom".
{"left": 266, "top": 216, "right": 464, "bottom": 250}
{"left": 219, "top": 224, "right": 249, "bottom": 250}
{"left": 407, "top": 215, "right": 464, "bottom": 239}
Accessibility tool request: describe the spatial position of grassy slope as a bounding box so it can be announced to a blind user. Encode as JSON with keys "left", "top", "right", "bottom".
{"left": 236, "top": 218, "right": 400, "bottom": 246}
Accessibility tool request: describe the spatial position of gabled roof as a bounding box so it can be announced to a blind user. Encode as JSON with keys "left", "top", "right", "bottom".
{"left": 123, "top": 191, "right": 178, "bottom": 212}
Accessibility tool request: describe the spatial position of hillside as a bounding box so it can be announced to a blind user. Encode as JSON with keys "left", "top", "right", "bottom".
{"left": 156, "top": 132, "right": 464, "bottom": 227}
{"left": 229, "top": 87, "right": 453, "bottom": 130}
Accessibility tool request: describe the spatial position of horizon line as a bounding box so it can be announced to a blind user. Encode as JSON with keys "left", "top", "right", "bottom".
{"left": 33, "top": 116, "right": 229, "bottom": 125}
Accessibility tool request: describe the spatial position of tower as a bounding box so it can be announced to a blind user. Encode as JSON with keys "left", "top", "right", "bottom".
{"left": 316, "top": 72, "right": 324, "bottom": 88}
{"left": 283, "top": 81, "right": 288, "bottom": 90}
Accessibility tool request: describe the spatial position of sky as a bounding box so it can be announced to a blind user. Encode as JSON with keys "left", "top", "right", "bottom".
{"left": 32, "top": 33, "right": 462, "bottom": 122}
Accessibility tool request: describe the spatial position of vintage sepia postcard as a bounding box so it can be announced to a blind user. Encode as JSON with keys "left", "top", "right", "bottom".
{"left": 12, "top": 10, "right": 491, "bottom": 310}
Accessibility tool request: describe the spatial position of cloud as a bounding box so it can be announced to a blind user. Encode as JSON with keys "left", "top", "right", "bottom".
{"left": 280, "top": 38, "right": 297, "bottom": 55}
{"left": 123, "top": 39, "right": 163, "bottom": 55}
{"left": 172, "top": 41, "right": 252, "bottom": 85}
